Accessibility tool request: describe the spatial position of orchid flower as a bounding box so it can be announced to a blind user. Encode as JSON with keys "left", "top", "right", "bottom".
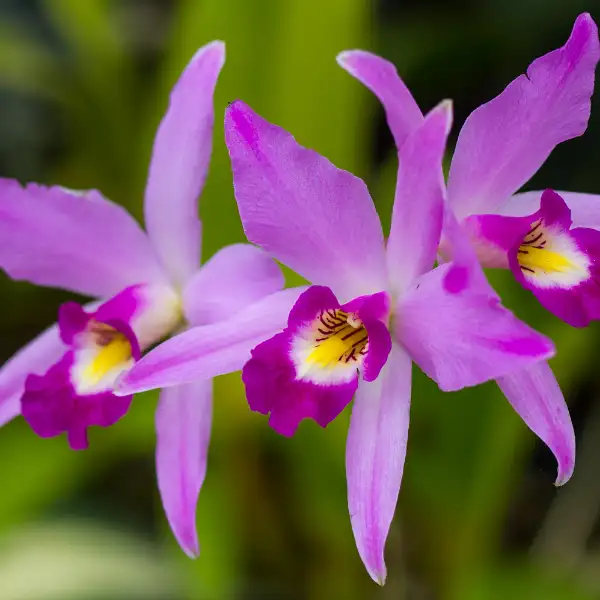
{"left": 118, "top": 95, "right": 557, "bottom": 584}
{"left": 221, "top": 101, "right": 562, "bottom": 584}
{"left": 0, "top": 41, "right": 300, "bottom": 556}
{"left": 336, "top": 13, "right": 596, "bottom": 484}
{"left": 338, "top": 13, "right": 600, "bottom": 328}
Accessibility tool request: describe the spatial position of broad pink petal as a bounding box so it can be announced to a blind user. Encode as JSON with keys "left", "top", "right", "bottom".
{"left": 336, "top": 50, "right": 423, "bottom": 149}
{"left": 395, "top": 261, "right": 555, "bottom": 391}
{"left": 116, "top": 288, "right": 306, "bottom": 394}
{"left": 225, "top": 101, "right": 387, "bottom": 302}
{"left": 182, "top": 243, "right": 284, "bottom": 326}
{"left": 144, "top": 41, "right": 225, "bottom": 285}
{"left": 496, "top": 362, "right": 575, "bottom": 485}
{"left": 156, "top": 378, "right": 213, "bottom": 557}
{"left": 346, "top": 343, "right": 412, "bottom": 585}
{"left": 0, "top": 324, "right": 66, "bottom": 426}
{"left": 447, "top": 13, "right": 599, "bottom": 218}
{"left": 501, "top": 190, "right": 600, "bottom": 229}
{"left": 387, "top": 101, "right": 452, "bottom": 292}
{"left": 0, "top": 181, "right": 166, "bottom": 297}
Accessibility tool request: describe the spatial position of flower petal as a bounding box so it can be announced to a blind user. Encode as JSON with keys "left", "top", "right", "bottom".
{"left": 0, "top": 324, "right": 65, "bottom": 426}
{"left": 395, "top": 261, "right": 555, "bottom": 391}
{"left": 155, "top": 378, "right": 213, "bottom": 557}
{"left": 21, "top": 352, "right": 133, "bottom": 450}
{"left": 182, "top": 243, "right": 284, "bottom": 326}
{"left": 116, "top": 288, "right": 306, "bottom": 394}
{"left": 496, "top": 362, "right": 575, "bottom": 485}
{"left": 387, "top": 101, "right": 452, "bottom": 292}
{"left": 501, "top": 190, "right": 600, "bottom": 229}
{"left": 336, "top": 50, "right": 423, "bottom": 149}
{"left": 0, "top": 181, "right": 166, "bottom": 297}
{"left": 225, "top": 100, "right": 387, "bottom": 301}
{"left": 447, "top": 13, "right": 600, "bottom": 218}
{"left": 243, "top": 331, "right": 358, "bottom": 436}
{"left": 346, "top": 343, "right": 412, "bottom": 585}
{"left": 144, "top": 41, "right": 225, "bottom": 285}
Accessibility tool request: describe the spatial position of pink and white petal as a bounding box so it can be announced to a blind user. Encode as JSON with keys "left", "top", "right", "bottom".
{"left": 0, "top": 323, "right": 66, "bottom": 426}
{"left": 116, "top": 287, "right": 306, "bottom": 394}
{"left": 346, "top": 343, "right": 412, "bottom": 585}
{"left": 0, "top": 181, "right": 166, "bottom": 297}
{"left": 496, "top": 362, "right": 575, "bottom": 485}
{"left": 447, "top": 14, "right": 600, "bottom": 218}
{"left": 387, "top": 101, "right": 452, "bottom": 293}
{"left": 501, "top": 190, "right": 600, "bottom": 229}
{"left": 156, "top": 378, "right": 213, "bottom": 557}
{"left": 144, "top": 41, "right": 225, "bottom": 286}
{"left": 395, "top": 262, "right": 555, "bottom": 391}
{"left": 182, "top": 243, "right": 284, "bottom": 326}
{"left": 336, "top": 50, "right": 423, "bottom": 150}
{"left": 225, "top": 101, "right": 387, "bottom": 302}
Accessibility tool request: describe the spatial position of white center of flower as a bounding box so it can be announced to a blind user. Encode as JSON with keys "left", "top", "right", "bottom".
{"left": 291, "top": 309, "right": 368, "bottom": 385}
{"left": 72, "top": 322, "right": 135, "bottom": 395}
{"left": 518, "top": 220, "right": 589, "bottom": 288}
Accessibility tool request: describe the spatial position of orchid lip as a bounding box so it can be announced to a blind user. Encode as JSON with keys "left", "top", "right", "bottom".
{"left": 242, "top": 286, "right": 392, "bottom": 437}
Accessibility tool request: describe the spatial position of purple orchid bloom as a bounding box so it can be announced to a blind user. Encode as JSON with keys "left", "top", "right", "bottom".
{"left": 116, "top": 96, "right": 560, "bottom": 583}
{"left": 338, "top": 13, "right": 600, "bottom": 328}
{"left": 334, "top": 12, "right": 595, "bottom": 491}
{"left": 0, "top": 41, "right": 300, "bottom": 556}
{"left": 116, "top": 40, "right": 579, "bottom": 583}
{"left": 214, "top": 97, "right": 561, "bottom": 584}
{"left": 115, "top": 95, "right": 570, "bottom": 582}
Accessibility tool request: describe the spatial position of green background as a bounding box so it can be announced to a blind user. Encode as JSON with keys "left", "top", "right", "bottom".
{"left": 0, "top": 1, "right": 600, "bottom": 598}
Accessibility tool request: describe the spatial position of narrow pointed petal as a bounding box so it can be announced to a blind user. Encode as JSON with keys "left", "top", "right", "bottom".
{"left": 156, "top": 379, "right": 213, "bottom": 556}
{"left": 447, "top": 13, "right": 600, "bottom": 217}
{"left": 336, "top": 50, "right": 423, "bottom": 150}
{"left": 183, "top": 243, "right": 284, "bottom": 326}
{"left": 396, "top": 263, "right": 554, "bottom": 390}
{"left": 496, "top": 362, "right": 575, "bottom": 485}
{"left": 387, "top": 101, "right": 452, "bottom": 292}
{"left": 144, "top": 41, "right": 225, "bottom": 285}
{"left": 501, "top": 190, "right": 600, "bottom": 229}
{"left": 117, "top": 287, "right": 306, "bottom": 394}
{"left": 346, "top": 344, "right": 412, "bottom": 585}
{"left": 225, "top": 101, "right": 387, "bottom": 301}
{"left": 396, "top": 213, "right": 555, "bottom": 390}
{"left": 0, "top": 181, "right": 166, "bottom": 297}
{"left": 0, "top": 324, "right": 65, "bottom": 426}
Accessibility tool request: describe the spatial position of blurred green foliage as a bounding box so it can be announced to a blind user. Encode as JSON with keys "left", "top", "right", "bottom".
{"left": 0, "top": 0, "right": 600, "bottom": 599}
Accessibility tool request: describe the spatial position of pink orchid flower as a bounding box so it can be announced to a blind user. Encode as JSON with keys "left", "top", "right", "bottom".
{"left": 0, "top": 41, "right": 301, "bottom": 557}
{"left": 119, "top": 96, "right": 560, "bottom": 584}
{"left": 339, "top": 13, "right": 600, "bottom": 328}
